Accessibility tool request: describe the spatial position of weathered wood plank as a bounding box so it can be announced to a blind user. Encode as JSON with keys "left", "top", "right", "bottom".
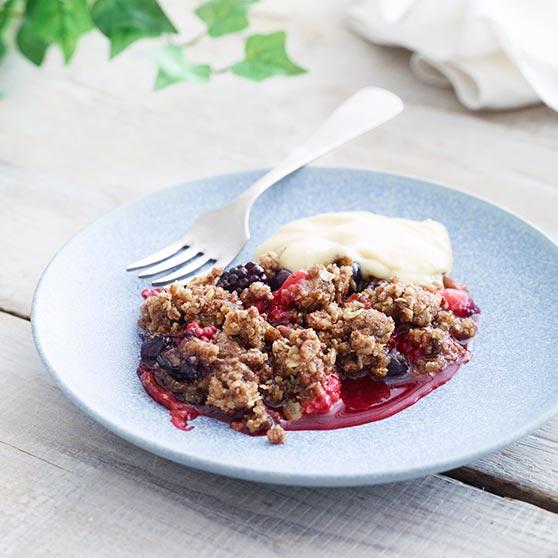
{"left": 451, "top": 418, "right": 558, "bottom": 512}
{"left": 0, "top": 1, "right": 557, "bottom": 317}
{"left": 0, "top": 313, "right": 557, "bottom": 557}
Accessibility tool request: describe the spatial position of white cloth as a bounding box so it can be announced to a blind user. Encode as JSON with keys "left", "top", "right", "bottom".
{"left": 346, "top": 0, "right": 558, "bottom": 111}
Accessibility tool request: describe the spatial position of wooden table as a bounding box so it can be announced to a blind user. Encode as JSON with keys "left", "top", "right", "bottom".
{"left": 1, "top": 1, "right": 557, "bottom": 556}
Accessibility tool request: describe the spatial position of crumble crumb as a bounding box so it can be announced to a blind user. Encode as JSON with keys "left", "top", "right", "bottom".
{"left": 222, "top": 306, "right": 267, "bottom": 349}
{"left": 258, "top": 251, "right": 281, "bottom": 276}
{"left": 307, "top": 301, "right": 394, "bottom": 377}
{"left": 178, "top": 337, "right": 219, "bottom": 366}
{"left": 436, "top": 310, "right": 478, "bottom": 340}
{"left": 240, "top": 281, "right": 274, "bottom": 307}
{"left": 206, "top": 369, "right": 260, "bottom": 414}
{"left": 266, "top": 424, "right": 286, "bottom": 444}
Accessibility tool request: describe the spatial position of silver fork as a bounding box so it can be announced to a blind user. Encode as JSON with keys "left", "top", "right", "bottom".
{"left": 127, "top": 87, "right": 403, "bottom": 285}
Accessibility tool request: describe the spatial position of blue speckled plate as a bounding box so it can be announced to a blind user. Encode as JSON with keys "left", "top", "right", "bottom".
{"left": 32, "top": 168, "right": 558, "bottom": 486}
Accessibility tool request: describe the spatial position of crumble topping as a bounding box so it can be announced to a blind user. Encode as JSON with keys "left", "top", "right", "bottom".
{"left": 139, "top": 282, "right": 241, "bottom": 334}
{"left": 364, "top": 280, "right": 442, "bottom": 327}
{"left": 138, "top": 252, "right": 479, "bottom": 444}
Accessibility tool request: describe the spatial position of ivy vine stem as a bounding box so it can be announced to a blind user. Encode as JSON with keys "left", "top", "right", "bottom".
{"left": 180, "top": 30, "right": 207, "bottom": 49}
{"left": 212, "top": 65, "right": 231, "bottom": 74}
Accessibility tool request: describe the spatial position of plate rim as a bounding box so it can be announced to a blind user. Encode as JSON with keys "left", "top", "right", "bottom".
{"left": 31, "top": 166, "right": 558, "bottom": 486}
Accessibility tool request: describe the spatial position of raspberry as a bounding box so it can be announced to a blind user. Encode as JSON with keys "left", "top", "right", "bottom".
{"left": 184, "top": 321, "right": 218, "bottom": 342}
{"left": 141, "top": 287, "right": 163, "bottom": 299}
{"left": 302, "top": 373, "right": 341, "bottom": 415}
{"left": 217, "top": 262, "right": 267, "bottom": 294}
{"left": 441, "top": 288, "right": 479, "bottom": 318}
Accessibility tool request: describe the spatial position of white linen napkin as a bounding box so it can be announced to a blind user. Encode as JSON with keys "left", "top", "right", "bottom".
{"left": 346, "top": 0, "right": 558, "bottom": 111}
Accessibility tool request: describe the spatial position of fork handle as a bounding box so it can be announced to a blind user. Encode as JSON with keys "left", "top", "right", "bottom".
{"left": 237, "top": 87, "right": 403, "bottom": 207}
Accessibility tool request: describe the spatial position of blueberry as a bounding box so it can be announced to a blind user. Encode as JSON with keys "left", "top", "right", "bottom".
{"left": 352, "top": 262, "right": 362, "bottom": 284}
{"left": 386, "top": 350, "right": 410, "bottom": 377}
{"left": 350, "top": 262, "right": 369, "bottom": 292}
{"left": 270, "top": 268, "right": 291, "bottom": 291}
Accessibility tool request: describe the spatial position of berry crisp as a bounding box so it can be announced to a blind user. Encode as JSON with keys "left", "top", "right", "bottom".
{"left": 137, "top": 253, "right": 480, "bottom": 444}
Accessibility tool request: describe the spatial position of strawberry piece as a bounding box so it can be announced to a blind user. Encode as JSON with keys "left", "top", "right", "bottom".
{"left": 266, "top": 270, "right": 310, "bottom": 323}
{"left": 280, "top": 270, "right": 310, "bottom": 290}
{"left": 441, "top": 288, "right": 479, "bottom": 318}
{"left": 302, "top": 373, "right": 341, "bottom": 415}
{"left": 268, "top": 305, "right": 294, "bottom": 324}
{"left": 273, "top": 270, "right": 309, "bottom": 306}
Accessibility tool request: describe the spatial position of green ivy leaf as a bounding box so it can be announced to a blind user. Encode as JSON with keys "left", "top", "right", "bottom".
{"left": 0, "top": 0, "right": 16, "bottom": 32}
{"left": 0, "top": 0, "right": 20, "bottom": 61}
{"left": 231, "top": 31, "right": 306, "bottom": 81}
{"left": 195, "top": 0, "right": 258, "bottom": 38}
{"left": 153, "top": 44, "right": 211, "bottom": 90}
{"left": 16, "top": 20, "right": 48, "bottom": 65}
{"left": 16, "top": 0, "right": 93, "bottom": 64}
{"left": 92, "top": 0, "right": 177, "bottom": 58}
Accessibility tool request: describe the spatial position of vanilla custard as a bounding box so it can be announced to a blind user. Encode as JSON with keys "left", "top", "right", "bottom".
{"left": 255, "top": 212, "right": 452, "bottom": 283}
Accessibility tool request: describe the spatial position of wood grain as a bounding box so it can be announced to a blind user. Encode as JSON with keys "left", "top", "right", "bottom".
{"left": 1, "top": 313, "right": 557, "bottom": 557}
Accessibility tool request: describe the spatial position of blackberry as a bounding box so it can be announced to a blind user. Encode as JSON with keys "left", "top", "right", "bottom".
{"left": 141, "top": 335, "right": 173, "bottom": 361}
{"left": 217, "top": 261, "right": 267, "bottom": 294}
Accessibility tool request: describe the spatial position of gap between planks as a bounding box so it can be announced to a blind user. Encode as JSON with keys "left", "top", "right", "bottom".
{"left": 446, "top": 469, "right": 558, "bottom": 514}
{"left": 0, "top": 305, "right": 29, "bottom": 321}
{"left": 2, "top": 306, "right": 555, "bottom": 514}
